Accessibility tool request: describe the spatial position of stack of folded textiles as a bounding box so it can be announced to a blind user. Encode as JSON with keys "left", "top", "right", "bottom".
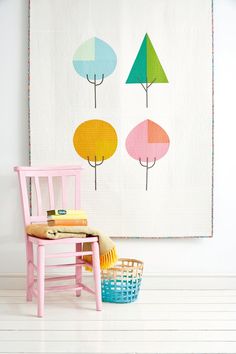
{"left": 46, "top": 209, "right": 88, "bottom": 226}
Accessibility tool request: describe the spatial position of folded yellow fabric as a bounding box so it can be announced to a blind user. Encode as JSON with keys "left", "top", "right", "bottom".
{"left": 26, "top": 224, "right": 118, "bottom": 270}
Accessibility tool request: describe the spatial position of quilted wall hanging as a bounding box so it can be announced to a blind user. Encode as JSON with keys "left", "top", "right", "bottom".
{"left": 29, "top": 0, "right": 213, "bottom": 238}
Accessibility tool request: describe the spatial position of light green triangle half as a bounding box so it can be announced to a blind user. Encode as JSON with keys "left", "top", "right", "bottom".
{"left": 146, "top": 34, "right": 168, "bottom": 83}
{"left": 73, "top": 38, "right": 95, "bottom": 61}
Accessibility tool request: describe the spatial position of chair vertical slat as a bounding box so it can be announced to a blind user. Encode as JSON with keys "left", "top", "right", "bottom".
{"left": 34, "top": 177, "right": 42, "bottom": 215}
{"left": 75, "top": 174, "right": 80, "bottom": 209}
{"left": 18, "top": 173, "right": 31, "bottom": 225}
{"left": 47, "top": 176, "right": 55, "bottom": 210}
{"left": 61, "top": 175, "right": 67, "bottom": 209}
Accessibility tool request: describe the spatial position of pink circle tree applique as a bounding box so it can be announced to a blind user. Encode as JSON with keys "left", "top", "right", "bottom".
{"left": 126, "top": 119, "right": 170, "bottom": 190}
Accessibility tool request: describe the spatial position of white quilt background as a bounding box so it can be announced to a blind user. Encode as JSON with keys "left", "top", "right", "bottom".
{"left": 30, "top": 0, "right": 213, "bottom": 238}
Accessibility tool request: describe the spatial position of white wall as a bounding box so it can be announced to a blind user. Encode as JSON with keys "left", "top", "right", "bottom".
{"left": 0, "top": 0, "right": 236, "bottom": 275}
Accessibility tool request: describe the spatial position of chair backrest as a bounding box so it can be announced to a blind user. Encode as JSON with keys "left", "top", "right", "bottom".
{"left": 14, "top": 166, "right": 83, "bottom": 226}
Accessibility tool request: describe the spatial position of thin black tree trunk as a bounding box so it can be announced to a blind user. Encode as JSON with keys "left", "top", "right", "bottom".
{"left": 87, "top": 156, "right": 105, "bottom": 190}
{"left": 139, "top": 157, "right": 157, "bottom": 190}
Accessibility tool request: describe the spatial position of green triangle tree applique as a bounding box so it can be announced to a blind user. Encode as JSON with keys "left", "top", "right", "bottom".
{"left": 126, "top": 33, "right": 168, "bottom": 108}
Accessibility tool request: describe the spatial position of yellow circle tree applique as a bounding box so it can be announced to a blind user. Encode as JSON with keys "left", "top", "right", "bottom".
{"left": 73, "top": 119, "right": 118, "bottom": 190}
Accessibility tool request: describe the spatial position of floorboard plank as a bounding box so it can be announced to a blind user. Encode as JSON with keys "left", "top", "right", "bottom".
{"left": 2, "top": 294, "right": 236, "bottom": 304}
{"left": 3, "top": 289, "right": 236, "bottom": 299}
{"left": 1, "top": 320, "right": 236, "bottom": 330}
{"left": 1, "top": 340, "right": 236, "bottom": 353}
{"left": 1, "top": 302, "right": 236, "bottom": 311}
{"left": 1, "top": 329, "right": 236, "bottom": 341}
{"left": 1, "top": 304, "right": 236, "bottom": 321}
{"left": 2, "top": 289, "right": 236, "bottom": 296}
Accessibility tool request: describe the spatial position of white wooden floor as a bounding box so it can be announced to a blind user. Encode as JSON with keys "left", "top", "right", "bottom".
{"left": 1, "top": 276, "right": 236, "bottom": 353}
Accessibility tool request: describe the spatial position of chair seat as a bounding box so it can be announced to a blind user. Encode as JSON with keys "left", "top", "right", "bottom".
{"left": 27, "top": 235, "right": 99, "bottom": 245}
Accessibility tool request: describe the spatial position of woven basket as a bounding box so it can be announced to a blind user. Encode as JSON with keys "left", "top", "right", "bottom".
{"left": 101, "top": 258, "right": 144, "bottom": 303}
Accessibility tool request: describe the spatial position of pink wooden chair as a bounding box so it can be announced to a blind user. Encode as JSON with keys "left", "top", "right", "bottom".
{"left": 14, "top": 166, "right": 102, "bottom": 317}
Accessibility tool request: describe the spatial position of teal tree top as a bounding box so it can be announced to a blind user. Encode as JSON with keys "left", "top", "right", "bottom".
{"left": 126, "top": 33, "right": 168, "bottom": 107}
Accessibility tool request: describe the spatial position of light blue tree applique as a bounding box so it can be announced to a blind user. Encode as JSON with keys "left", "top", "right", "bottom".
{"left": 73, "top": 37, "right": 117, "bottom": 108}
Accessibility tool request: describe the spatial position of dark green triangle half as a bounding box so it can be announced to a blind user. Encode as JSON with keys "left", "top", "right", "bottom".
{"left": 126, "top": 35, "right": 147, "bottom": 83}
{"left": 126, "top": 34, "right": 168, "bottom": 84}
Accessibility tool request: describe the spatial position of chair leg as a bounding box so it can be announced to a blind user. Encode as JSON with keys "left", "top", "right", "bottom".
{"left": 92, "top": 241, "right": 102, "bottom": 311}
{"left": 75, "top": 243, "right": 82, "bottom": 297}
{"left": 37, "top": 245, "right": 45, "bottom": 317}
{"left": 26, "top": 240, "right": 34, "bottom": 302}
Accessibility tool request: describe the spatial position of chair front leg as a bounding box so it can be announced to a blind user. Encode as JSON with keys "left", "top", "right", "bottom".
{"left": 75, "top": 243, "right": 82, "bottom": 297}
{"left": 37, "top": 245, "right": 45, "bottom": 317}
{"left": 26, "top": 239, "right": 34, "bottom": 302}
{"left": 92, "top": 241, "right": 102, "bottom": 311}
